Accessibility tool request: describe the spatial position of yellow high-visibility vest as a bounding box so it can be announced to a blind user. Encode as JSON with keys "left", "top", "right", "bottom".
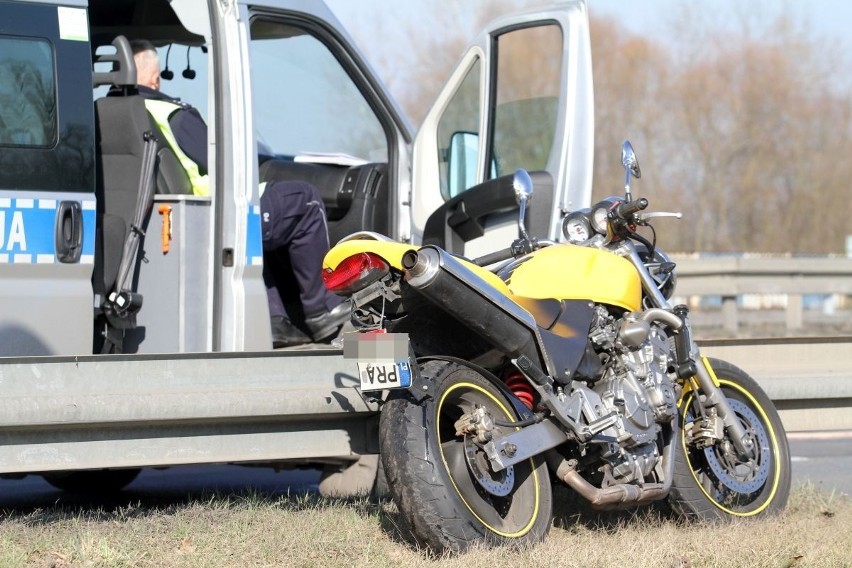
{"left": 144, "top": 99, "right": 210, "bottom": 197}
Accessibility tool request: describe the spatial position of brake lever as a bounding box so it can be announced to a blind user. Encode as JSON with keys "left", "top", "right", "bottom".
{"left": 636, "top": 211, "right": 682, "bottom": 222}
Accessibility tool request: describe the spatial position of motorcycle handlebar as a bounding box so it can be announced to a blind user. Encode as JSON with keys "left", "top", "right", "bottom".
{"left": 472, "top": 247, "right": 515, "bottom": 267}
{"left": 614, "top": 198, "right": 649, "bottom": 221}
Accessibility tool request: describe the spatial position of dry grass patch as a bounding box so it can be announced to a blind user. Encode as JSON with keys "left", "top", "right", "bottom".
{"left": 1, "top": 484, "right": 849, "bottom": 567}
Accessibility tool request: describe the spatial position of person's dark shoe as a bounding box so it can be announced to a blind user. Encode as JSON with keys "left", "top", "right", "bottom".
{"left": 271, "top": 315, "right": 311, "bottom": 348}
{"left": 305, "top": 301, "right": 351, "bottom": 342}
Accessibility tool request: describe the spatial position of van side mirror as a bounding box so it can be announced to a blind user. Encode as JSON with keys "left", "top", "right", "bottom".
{"left": 447, "top": 131, "right": 499, "bottom": 198}
{"left": 447, "top": 131, "right": 479, "bottom": 198}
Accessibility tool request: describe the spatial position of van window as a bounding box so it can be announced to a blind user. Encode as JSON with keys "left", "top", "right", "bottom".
{"left": 248, "top": 20, "right": 387, "bottom": 163}
{"left": 0, "top": 37, "right": 56, "bottom": 147}
{"left": 436, "top": 24, "right": 563, "bottom": 200}
{"left": 0, "top": 3, "right": 93, "bottom": 193}
{"left": 437, "top": 59, "right": 481, "bottom": 199}
{"left": 491, "top": 24, "right": 562, "bottom": 176}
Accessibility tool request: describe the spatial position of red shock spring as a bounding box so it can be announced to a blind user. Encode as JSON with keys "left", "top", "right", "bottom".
{"left": 504, "top": 371, "right": 535, "bottom": 410}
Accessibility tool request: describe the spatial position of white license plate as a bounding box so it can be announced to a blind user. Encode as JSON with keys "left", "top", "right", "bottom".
{"left": 357, "top": 360, "right": 412, "bottom": 392}
{"left": 344, "top": 332, "right": 412, "bottom": 392}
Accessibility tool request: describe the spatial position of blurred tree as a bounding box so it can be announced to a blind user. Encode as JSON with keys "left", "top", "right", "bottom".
{"left": 591, "top": 9, "right": 852, "bottom": 254}
{"left": 589, "top": 15, "right": 675, "bottom": 215}
{"left": 340, "top": 1, "right": 545, "bottom": 126}
{"left": 339, "top": 2, "right": 852, "bottom": 253}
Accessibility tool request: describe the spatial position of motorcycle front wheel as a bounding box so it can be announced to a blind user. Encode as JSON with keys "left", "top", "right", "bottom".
{"left": 379, "top": 360, "right": 552, "bottom": 553}
{"left": 668, "top": 358, "right": 791, "bottom": 520}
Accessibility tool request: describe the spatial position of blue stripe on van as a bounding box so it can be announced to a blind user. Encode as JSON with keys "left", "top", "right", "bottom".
{"left": 0, "top": 197, "right": 95, "bottom": 264}
{"left": 246, "top": 204, "right": 263, "bottom": 266}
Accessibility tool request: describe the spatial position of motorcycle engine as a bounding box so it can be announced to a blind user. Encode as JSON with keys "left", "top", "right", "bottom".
{"left": 580, "top": 306, "right": 680, "bottom": 484}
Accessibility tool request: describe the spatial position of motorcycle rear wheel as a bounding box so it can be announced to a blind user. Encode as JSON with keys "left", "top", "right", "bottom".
{"left": 380, "top": 360, "right": 552, "bottom": 553}
{"left": 668, "top": 358, "right": 791, "bottom": 520}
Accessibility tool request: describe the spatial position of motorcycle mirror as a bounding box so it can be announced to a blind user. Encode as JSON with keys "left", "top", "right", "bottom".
{"left": 621, "top": 140, "right": 641, "bottom": 202}
{"left": 512, "top": 168, "right": 533, "bottom": 241}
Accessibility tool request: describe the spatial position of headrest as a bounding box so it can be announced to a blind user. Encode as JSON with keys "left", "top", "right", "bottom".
{"left": 93, "top": 35, "right": 136, "bottom": 88}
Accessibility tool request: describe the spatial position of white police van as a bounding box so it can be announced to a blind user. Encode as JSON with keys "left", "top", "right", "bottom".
{"left": 0, "top": 0, "right": 592, "bottom": 493}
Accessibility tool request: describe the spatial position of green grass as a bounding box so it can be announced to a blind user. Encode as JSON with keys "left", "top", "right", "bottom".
{"left": 1, "top": 484, "right": 850, "bottom": 568}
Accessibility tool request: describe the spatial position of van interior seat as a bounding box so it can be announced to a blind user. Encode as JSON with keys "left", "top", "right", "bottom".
{"left": 92, "top": 36, "right": 192, "bottom": 305}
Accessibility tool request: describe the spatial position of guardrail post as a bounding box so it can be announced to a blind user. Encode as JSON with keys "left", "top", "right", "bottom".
{"left": 722, "top": 295, "right": 739, "bottom": 333}
{"left": 786, "top": 294, "right": 803, "bottom": 331}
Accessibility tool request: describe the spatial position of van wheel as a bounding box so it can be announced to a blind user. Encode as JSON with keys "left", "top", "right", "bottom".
{"left": 42, "top": 468, "right": 142, "bottom": 495}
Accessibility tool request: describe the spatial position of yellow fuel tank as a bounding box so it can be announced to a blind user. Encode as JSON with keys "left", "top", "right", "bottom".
{"left": 502, "top": 244, "right": 642, "bottom": 312}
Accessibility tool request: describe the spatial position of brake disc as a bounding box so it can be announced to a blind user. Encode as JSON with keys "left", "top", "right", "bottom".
{"left": 463, "top": 436, "right": 515, "bottom": 497}
{"left": 703, "top": 398, "right": 771, "bottom": 494}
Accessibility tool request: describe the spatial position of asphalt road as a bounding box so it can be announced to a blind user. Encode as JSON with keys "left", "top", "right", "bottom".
{"left": 787, "top": 432, "right": 852, "bottom": 496}
{"left": 0, "top": 433, "right": 848, "bottom": 511}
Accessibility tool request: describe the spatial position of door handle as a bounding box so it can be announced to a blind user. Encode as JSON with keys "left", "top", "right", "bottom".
{"left": 55, "top": 200, "right": 83, "bottom": 263}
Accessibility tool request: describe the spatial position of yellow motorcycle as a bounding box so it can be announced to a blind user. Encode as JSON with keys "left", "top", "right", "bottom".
{"left": 323, "top": 142, "right": 790, "bottom": 553}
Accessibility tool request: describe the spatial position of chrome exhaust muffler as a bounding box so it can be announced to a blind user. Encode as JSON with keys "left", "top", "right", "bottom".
{"left": 402, "top": 246, "right": 542, "bottom": 366}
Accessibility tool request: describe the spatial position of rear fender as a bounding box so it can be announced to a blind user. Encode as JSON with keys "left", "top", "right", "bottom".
{"left": 388, "top": 355, "right": 534, "bottom": 422}
{"left": 324, "top": 239, "right": 416, "bottom": 272}
{"left": 325, "top": 238, "right": 515, "bottom": 296}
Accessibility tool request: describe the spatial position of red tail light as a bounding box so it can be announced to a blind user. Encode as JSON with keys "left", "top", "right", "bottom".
{"left": 323, "top": 252, "right": 390, "bottom": 294}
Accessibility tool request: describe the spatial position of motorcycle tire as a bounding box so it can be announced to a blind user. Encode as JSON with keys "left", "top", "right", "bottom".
{"left": 668, "top": 358, "right": 791, "bottom": 520}
{"left": 380, "top": 360, "right": 552, "bottom": 553}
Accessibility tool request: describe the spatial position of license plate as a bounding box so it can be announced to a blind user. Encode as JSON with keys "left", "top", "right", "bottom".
{"left": 344, "top": 332, "right": 412, "bottom": 392}
{"left": 357, "top": 360, "right": 412, "bottom": 391}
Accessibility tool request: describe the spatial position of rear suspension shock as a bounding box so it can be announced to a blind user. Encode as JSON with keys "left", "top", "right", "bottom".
{"left": 504, "top": 371, "right": 535, "bottom": 410}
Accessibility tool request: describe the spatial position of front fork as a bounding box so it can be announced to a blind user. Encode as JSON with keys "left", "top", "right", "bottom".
{"left": 620, "top": 242, "right": 754, "bottom": 459}
{"left": 673, "top": 305, "right": 753, "bottom": 458}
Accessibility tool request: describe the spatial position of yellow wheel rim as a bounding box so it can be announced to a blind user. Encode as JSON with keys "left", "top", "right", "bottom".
{"left": 436, "top": 381, "right": 541, "bottom": 537}
{"left": 681, "top": 378, "right": 783, "bottom": 517}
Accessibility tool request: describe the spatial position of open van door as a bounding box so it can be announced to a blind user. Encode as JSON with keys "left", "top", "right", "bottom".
{"left": 410, "top": 1, "right": 593, "bottom": 257}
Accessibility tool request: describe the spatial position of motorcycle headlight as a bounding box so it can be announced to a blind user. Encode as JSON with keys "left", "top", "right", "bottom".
{"left": 641, "top": 247, "right": 677, "bottom": 300}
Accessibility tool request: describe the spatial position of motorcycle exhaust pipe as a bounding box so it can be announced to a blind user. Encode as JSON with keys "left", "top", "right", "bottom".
{"left": 548, "top": 418, "right": 678, "bottom": 509}
{"left": 402, "top": 246, "right": 542, "bottom": 366}
{"left": 557, "top": 465, "right": 667, "bottom": 508}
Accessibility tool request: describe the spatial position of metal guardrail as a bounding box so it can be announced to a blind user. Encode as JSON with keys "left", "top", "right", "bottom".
{"left": 0, "top": 338, "right": 848, "bottom": 480}
{"left": 0, "top": 351, "right": 376, "bottom": 475}
{"left": 673, "top": 255, "right": 852, "bottom": 332}
{"left": 699, "top": 337, "right": 852, "bottom": 432}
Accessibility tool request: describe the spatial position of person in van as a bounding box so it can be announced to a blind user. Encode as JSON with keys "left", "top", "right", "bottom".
{"left": 127, "top": 39, "right": 349, "bottom": 347}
